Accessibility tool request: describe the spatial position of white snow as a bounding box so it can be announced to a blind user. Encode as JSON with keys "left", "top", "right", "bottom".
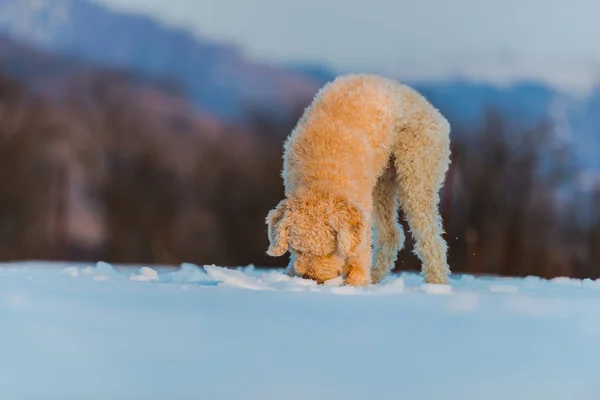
{"left": 1, "top": 261, "right": 599, "bottom": 399}
{"left": 420, "top": 283, "right": 452, "bottom": 295}
{"left": 129, "top": 266, "right": 159, "bottom": 282}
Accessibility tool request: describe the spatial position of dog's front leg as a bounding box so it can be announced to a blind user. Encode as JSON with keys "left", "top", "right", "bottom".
{"left": 343, "top": 244, "right": 372, "bottom": 287}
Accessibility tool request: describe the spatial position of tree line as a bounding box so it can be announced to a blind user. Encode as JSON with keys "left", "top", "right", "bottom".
{"left": 0, "top": 67, "right": 598, "bottom": 279}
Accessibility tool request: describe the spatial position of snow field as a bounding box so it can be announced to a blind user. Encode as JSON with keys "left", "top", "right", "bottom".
{"left": 0, "top": 261, "right": 599, "bottom": 400}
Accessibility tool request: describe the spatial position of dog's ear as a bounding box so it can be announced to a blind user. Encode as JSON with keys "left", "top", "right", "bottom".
{"left": 330, "top": 199, "right": 365, "bottom": 258}
{"left": 265, "top": 199, "right": 291, "bottom": 257}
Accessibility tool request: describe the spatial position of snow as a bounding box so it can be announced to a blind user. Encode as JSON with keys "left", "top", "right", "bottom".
{"left": 1, "top": 262, "right": 600, "bottom": 399}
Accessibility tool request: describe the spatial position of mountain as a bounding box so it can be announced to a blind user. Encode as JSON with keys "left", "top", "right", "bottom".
{"left": 0, "top": 0, "right": 583, "bottom": 130}
{"left": 0, "top": 0, "right": 319, "bottom": 119}
{"left": 1, "top": 0, "right": 600, "bottom": 170}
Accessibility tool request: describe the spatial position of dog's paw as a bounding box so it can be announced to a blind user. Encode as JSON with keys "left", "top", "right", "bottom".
{"left": 423, "top": 269, "right": 450, "bottom": 285}
{"left": 344, "top": 267, "right": 369, "bottom": 287}
{"left": 370, "top": 270, "right": 389, "bottom": 285}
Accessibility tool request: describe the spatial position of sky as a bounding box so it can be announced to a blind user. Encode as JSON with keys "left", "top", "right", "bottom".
{"left": 94, "top": 0, "right": 600, "bottom": 90}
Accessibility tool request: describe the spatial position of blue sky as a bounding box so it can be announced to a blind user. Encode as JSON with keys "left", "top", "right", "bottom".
{"left": 95, "top": 0, "right": 600, "bottom": 88}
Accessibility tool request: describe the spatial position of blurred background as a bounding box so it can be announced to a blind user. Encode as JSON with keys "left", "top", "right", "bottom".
{"left": 0, "top": 0, "right": 599, "bottom": 279}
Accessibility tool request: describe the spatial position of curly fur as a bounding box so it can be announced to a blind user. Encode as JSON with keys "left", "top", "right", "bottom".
{"left": 266, "top": 74, "right": 451, "bottom": 286}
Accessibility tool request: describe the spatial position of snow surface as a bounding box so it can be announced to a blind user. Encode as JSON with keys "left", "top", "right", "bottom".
{"left": 1, "top": 261, "right": 600, "bottom": 400}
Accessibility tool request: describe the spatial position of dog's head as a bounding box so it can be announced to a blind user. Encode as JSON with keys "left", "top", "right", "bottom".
{"left": 265, "top": 190, "right": 365, "bottom": 283}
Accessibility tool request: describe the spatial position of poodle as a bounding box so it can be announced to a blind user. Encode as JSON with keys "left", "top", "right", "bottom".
{"left": 265, "top": 74, "right": 451, "bottom": 286}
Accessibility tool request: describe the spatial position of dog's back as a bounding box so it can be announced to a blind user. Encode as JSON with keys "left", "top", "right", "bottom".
{"left": 282, "top": 74, "right": 402, "bottom": 198}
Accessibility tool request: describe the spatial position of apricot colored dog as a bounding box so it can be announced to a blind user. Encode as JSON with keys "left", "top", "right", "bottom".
{"left": 266, "top": 74, "right": 451, "bottom": 286}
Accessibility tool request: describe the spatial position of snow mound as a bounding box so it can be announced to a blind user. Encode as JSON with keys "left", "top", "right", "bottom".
{"left": 130, "top": 266, "right": 159, "bottom": 282}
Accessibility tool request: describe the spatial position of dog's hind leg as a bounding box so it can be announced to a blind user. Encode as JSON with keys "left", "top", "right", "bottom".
{"left": 371, "top": 159, "right": 404, "bottom": 284}
{"left": 393, "top": 118, "right": 451, "bottom": 285}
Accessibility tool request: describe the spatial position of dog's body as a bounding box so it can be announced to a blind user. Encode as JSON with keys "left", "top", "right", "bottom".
{"left": 266, "top": 74, "right": 451, "bottom": 286}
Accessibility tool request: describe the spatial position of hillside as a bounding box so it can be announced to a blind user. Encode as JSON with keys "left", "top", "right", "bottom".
{"left": 0, "top": 35, "right": 224, "bottom": 134}
{"left": 0, "top": 0, "right": 319, "bottom": 118}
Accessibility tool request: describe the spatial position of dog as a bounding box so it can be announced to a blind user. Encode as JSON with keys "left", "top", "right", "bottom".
{"left": 266, "top": 74, "right": 451, "bottom": 286}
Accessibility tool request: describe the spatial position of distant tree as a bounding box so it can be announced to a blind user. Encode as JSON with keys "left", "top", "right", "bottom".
{"left": 425, "top": 109, "right": 581, "bottom": 278}
{"left": 0, "top": 70, "right": 77, "bottom": 260}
